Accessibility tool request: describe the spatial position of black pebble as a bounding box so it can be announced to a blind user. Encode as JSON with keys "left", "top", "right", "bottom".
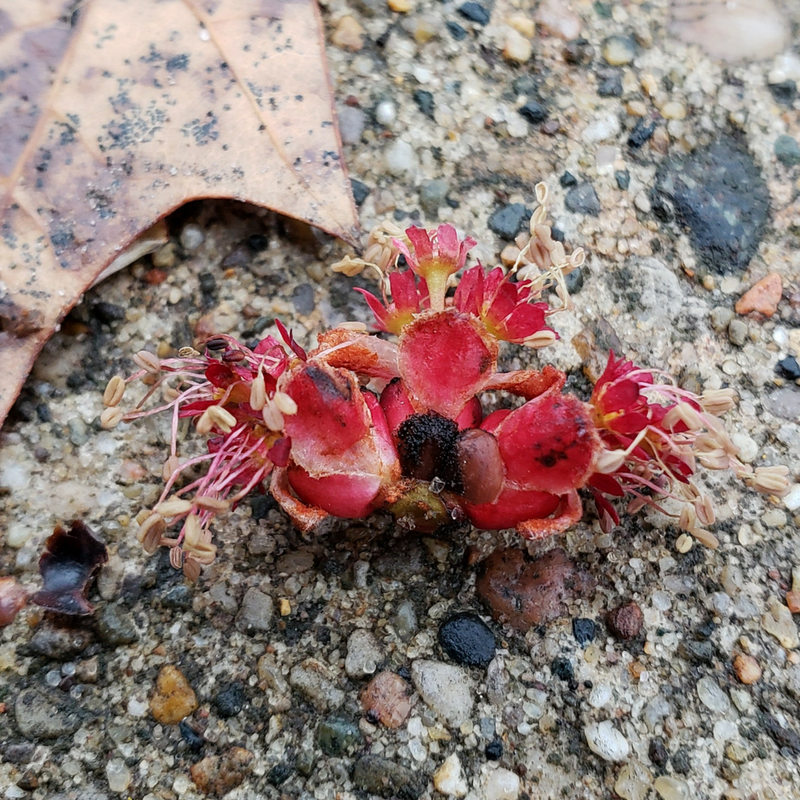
{"left": 560, "top": 171, "right": 578, "bottom": 188}
{"left": 597, "top": 73, "right": 623, "bottom": 97}
{"left": 551, "top": 657, "right": 574, "bottom": 681}
{"left": 198, "top": 271, "right": 216, "bottom": 295}
{"left": 247, "top": 233, "right": 269, "bottom": 252}
{"left": 249, "top": 493, "right": 278, "bottom": 519}
{"left": 768, "top": 80, "right": 797, "bottom": 106}
{"left": 267, "top": 762, "right": 293, "bottom": 786}
{"left": 91, "top": 301, "right": 126, "bottom": 324}
{"left": 487, "top": 203, "right": 531, "bottom": 239}
{"left": 458, "top": 2, "right": 491, "bottom": 24}
{"left": 161, "top": 584, "right": 192, "bottom": 611}
{"left": 572, "top": 618, "right": 596, "bottom": 645}
{"left": 179, "top": 720, "right": 205, "bottom": 751}
{"left": 214, "top": 682, "right": 245, "bottom": 718}
{"left": 563, "top": 38, "right": 593, "bottom": 65}
{"left": 414, "top": 90, "right": 435, "bottom": 120}
{"left": 485, "top": 738, "right": 503, "bottom": 760}
{"left": 518, "top": 100, "right": 548, "bottom": 125}
{"left": 777, "top": 356, "right": 800, "bottom": 381}
{"left": 649, "top": 737, "right": 668, "bottom": 767}
{"left": 438, "top": 612, "right": 496, "bottom": 668}
{"left": 446, "top": 21, "right": 467, "bottom": 41}
{"left": 565, "top": 182, "right": 601, "bottom": 216}
{"left": 671, "top": 748, "right": 691, "bottom": 774}
{"left": 615, "top": 169, "right": 631, "bottom": 190}
{"left": 628, "top": 118, "right": 656, "bottom": 149}
{"left": 351, "top": 179, "right": 371, "bottom": 206}
{"left": 564, "top": 267, "right": 584, "bottom": 294}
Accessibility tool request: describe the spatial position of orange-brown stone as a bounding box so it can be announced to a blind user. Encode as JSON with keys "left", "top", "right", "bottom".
{"left": 150, "top": 665, "right": 198, "bottom": 724}
{"left": 735, "top": 273, "right": 783, "bottom": 317}
{"left": 786, "top": 590, "right": 800, "bottom": 614}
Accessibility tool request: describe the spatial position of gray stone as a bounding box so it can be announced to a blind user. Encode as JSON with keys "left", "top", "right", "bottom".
{"left": 775, "top": 134, "right": 800, "bottom": 167}
{"left": 317, "top": 716, "right": 363, "bottom": 756}
{"left": 352, "top": 755, "right": 424, "bottom": 799}
{"left": 236, "top": 588, "right": 274, "bottom": 634}
{"left": 487, "top": 203, "right": 531, "bottom": 239}
{"left": 180, "top": 223, "right": 204, "bottom": 251}
{"left": 728, "top": 318, "right": 748, "bottom": 346}
{"left": 766, "top": 387, "right": 800, "bottom": 420}
{"left": 95, "top": 604, "right": 138, "bottom": 648}
{"left": 289, "top": 658, "right": 344, "bottom": 710}
{"left": 709, "top": 306, "right": 734, "bottom": 332}
{"left": 15, "top": 688, "right": 81, "bottom": 740}
{"left": 25, "top": 624, "right": 92, "bottom": 660}
{"left": 393, "top": 600, "right": 418, "bottom": 640}
{"left": 419, "top": 179, "right": 449, "bottom": 216}
{"left": 653, "top": 137, "right": 769, "bottom": 274}
{"left": 565, "top": 182, "right": 601, "bottom": 216}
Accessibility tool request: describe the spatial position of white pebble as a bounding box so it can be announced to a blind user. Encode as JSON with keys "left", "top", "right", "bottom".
{"left": 384, "top": 139, "right": 416, "bottom": 176}
{"left": 6, "top": 522, "right": 32, "bottom": 549}
{"left": 584, "top": 720, "right": 630, "bottom": 762}
{"left": 411, "top": 660, "right": 474, "bottom": 728}
{"left": 696, "top": 676, "right": 730, "bottom": 714}
{"left": 654, "top": 775, "right": 690, "bottom": 800}
{"left": 480, "top": 765, "right": 521, "bottom": 800}
{"left": 583, "top": 114, "right": 621, "bottom": 143}
{"left": 179, "top": 223, "right": 204, "bottom": 251}
{"left": 731, "top": 432, "right": 758, "bottom": 463}
{"left": 783, "top": 484, "right": 800, "bottom": 512}
{"left": 588, "top": 683, "right": 612, "bottom": 709}
{"left": 713, "top": 719, "right": 738, "bottom": 742}
{"left": 127, "top": 697, "right": 149, "bottom": 717}
{"left": 375, "top": 100, "right": 397, "bottom": 126}
{"left": 345, "top": 629, "right": 383, "bottom": 678}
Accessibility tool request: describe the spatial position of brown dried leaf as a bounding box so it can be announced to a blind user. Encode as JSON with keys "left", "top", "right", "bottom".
{"left": 0, "top": 0, "right": 359, "bottom": 427}
{"left": 31, "top": 520, "right": 109, "bottom": 616}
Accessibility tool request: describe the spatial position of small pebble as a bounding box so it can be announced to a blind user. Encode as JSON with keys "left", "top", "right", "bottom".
{"left": 727, "top": 318, "right": 747, "bottom": 346}
{"left": 361, "top": 671, "right": 412, "bottom": 728}
{"left": 375, "top": 100, "right": 396, "bottom": 126}
{"left": 179, "top": 224, "right": 204, "bottom": 251}
{"left": 503, "top": 30, "right": 533, "bottom": 64}
{"left": 565, "top": 182, "right": 601, "bottom": 216}
{"left": 762, "top": 598, "right": 799, "bottom": 648}
{"left": 597, "top": 72, "right": 623, "bottom": 97}
{"left": 535, "top": 0, "right": 581, "bottom": 39}
{"left": 345, "top": 629, "right": 383, "bottom": 678}
{"left": 585, "top": 720, "right": 630, "bottom": 762}
{"left": 289, "top": 658, "right": 345, "bottom": 711}
{"left": 572, "top": 617, "right": 596, "bottom": 645}
{"left": 331, "top": 15, "right": 364, "bottom": 51}
{"left": 733, "top": 653, "right": 762, "bottom": 684}
{"left": 660, "top": 101, "right": 686, "bottom": 120}
{"left": 615, "top": 760, "right": 652, "bottom": 800}
{"left": 488, "top": 203, "right": 531, "bottom": 240}
{"left": 338, "top": 105, "right": 366, "bottom": 144}
{"left": 735, "top": 273, "right": 783, "bottom": 317}
{"left": 628, "top": 118, "right": 656, "bottom": 149}
{"left": 190, "top": 748, "right": 253, "bottom": 795}
{"left": 413, "top": 89, "right": 435, "bottom": 120}
{"left": 480, "top": 765, "right": 521, "bottom": 799}
{"left": 607, "top": 602, "right": 643, "bottom": 639}
{"left": 583, "top": 113, "right": 621, "bottom": 143}
{"left": 106, "top": 758, "right": 132, "bottom": 793}
{"left": 696, "top": 676, "right": 730, "bottom": 714}
{"left": 385, "top": 139, "right": 416, "bottom": 176}
{"left": 654, "top": 775, "right": 690, "bottom": 800}
{"left": 602, "top": 35, "right": 636, "bottom": 65}
{"left": 150, "top": 665, "right": 198, "bottom": 725}
{"left": 411, "top": 660, "right": 474, "bottom": 727}
{"left": 433, "top": 753, "right": 468, "bottom": 798}
{"left": 776, "top": 356, "right": 800, "bottom": 381}
{"left": 710, "top": 306, "right": 734, "bottom": 332}
{"left": 775, "top": 134, "right": 800, "bottom": 167}
{"left": 236, "top": 587, "right": 274, "bottom": 633}
{"left": 214, "top": 682, "right": 245, "bottom": 718}
{"left": 615, "top": 170, "right": 630, "bottom": 190}
{"left": 317, "top": 716, "right": 363, "bottom": 756}
{"left": 518, "top": 101, "right": 548, "bottom": 125}
{"left": 458, "top": 2, "right": 490, "bottom": 25}
{"left": 563, "top": 38, "right": 594, "bottom": 65}
{"left": 388, "top": 0, "right": 412, "bottom": 11}
{"left": 420, "top": 179, "right": 449, "bottom": 216}
{"left": 438, "top": 612, "right": 496, "bottom": 667}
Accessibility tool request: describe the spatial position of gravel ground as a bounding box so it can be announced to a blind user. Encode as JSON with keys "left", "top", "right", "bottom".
{"left": 2, "top": 1, "right": 800, "bottom": 799}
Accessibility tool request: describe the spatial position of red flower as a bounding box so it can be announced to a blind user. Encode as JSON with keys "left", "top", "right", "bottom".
{"left": 454, "top": 265, "right": 555, "bottom": 345}
{"left": 356, "top": 270, "right": 429, "bottom": 335}
{"left": 394, "top": 224, "right": 476, "bottom": 312}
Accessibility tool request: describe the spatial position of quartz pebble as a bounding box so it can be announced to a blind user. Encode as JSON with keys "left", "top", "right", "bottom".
{"left": 602, "top": 36, "right": 636, "bottom": 65}
{"left": 106, "top": 758, "right": 132, "bottom": 793}
{"left": 345, "top": 629, "right": 383, "bottom": 678}
{"left": 478, "top": 765, "right": 521, "bottom": 800}
{"left": 696, "top": 676, "right": 730, "bottom": 714}
{"left": 654, "top": 776, "right": 690, "bottom": 800}
{"left": 762, "top": 598, "right": 799, "bottom": 648}
{"left": 411, "top": 660, "right": 474, "bottom": 727}
{"left": 236, "top": 587, "right": 274, "bottom": 633}
{"left": 385, "top": 139, "right": 416, "bottom": 176}
{"left": 503, "top": 30, "right": 533, "bottom": 64}
{"left": 433, "top": 753, "right": 468, "bottom": 797}
{"left": 614, "top": 759, "right": 652, "bottom": 800}
{"left": 535, "top": 0, "right": 580, "bottom": 39}
{"left": 179, "top": 224, "right": 204, "bottom": 251}
{"left": 375, "top": 100, "right": 396, "bottom": 126}
{"left": 585, "top": 720, "right": 630, "bottom": 762}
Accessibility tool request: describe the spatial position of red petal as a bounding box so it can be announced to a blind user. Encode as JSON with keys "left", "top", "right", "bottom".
{"left": 588, "top": 473, "right": 625, "bottom": 497}
{"left": 205, "top": 362, "right": 237, "bottom": 389}
{"left": 608, "top": 411, "right": 650, "bottom": 435}
{"left": 480, "top": 408, "right": 512, "bottom": 434}
{"left": 398, "top": 310, "right": 497, "bottom": 418}
{"left": 287, "top": 466, "right": 380, "bottom": 518}
{"left": 599, "top": 380, "right": 640, "bottom": 413}
{"left": 465, "top": 484, "right": 561, "bottom": 530}
{"left": 380, "top": 379, "right": 415, "bottom": 433}
{"left": 354, "top": 288, "right": 391, "bottom": 331}
{"left": 495, "top": 392, "right": 599, "bottom": 494}
{"left": 454, "top": 396, "right": 482, "bottom": 429}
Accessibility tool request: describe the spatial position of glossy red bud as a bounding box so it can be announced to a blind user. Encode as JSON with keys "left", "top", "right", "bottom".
{"left": 456, "top": 428, "right": 503, "bottom": 504}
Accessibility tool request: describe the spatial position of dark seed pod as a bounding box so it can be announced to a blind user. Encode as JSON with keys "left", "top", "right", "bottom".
{"left": 222, "top": 349, "right": 246, "bottom": 363}
{"left": 456, "top": 428, "right": 503, "bottom": 504}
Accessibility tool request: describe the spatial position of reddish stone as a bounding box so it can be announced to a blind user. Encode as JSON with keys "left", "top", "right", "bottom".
{"left": 144, "top": 268, "right": 168, "bottom": 285}
{"left": 606, "top": 601, "right": 643, "bottom": 640}
{"left": 190, "top": 747, "right": 253, "bottom": 795}
{"left": 786, "top": 590, "right": 800, "bottom": 614}
{"left": 734, "top": 273, "right": 782, "bottom": 317}
{"left": 476, "top": 548, "right": 595, "bottom": 632}
{"left": 360, "top": 671, "right": 412, "bottom": 729}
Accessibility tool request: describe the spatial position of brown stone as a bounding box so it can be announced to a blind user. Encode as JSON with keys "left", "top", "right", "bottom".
{"left": 190, "top": 747, "right": 253, "bottom": 795}
{"left": 476, "top": 548, "right": 596, "bottom": 631}
{"left": 786, "top": 590, "right": 800, "bottom": 614}
{"left": 150, "top": 665, "right": 198, "bottom": 725}
{"left": 733, "top": 653, "right": 762, "bottom": 685}
{"left": 735, "top": 273, "right": 783, "bottom": 317}
{"left": 0, "top": 577, "right": 28, "bottom": 627}
{"left": 361, "top": 671, "right": 412, "bottom": 729}
{"left": 606, "top": 602, "right": 644, "bottom": 640}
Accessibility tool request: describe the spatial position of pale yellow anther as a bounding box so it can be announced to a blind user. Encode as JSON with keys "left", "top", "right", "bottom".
{"left": 137, "top": 513, "right": 166, "bottom": 555}
{"left": 262, "top": 400, "right": 284, "bottom": 432}
{"left": 162, "top": 455, "right": 181, "bottom": 482}
{"left": 196, "top": 409, "right": 213, "bottom": 435}
{"left": 699, "top": 388, "right": 736, "bottom": 416}
{"left": 178, "top": 346, "right": 200, "bottom": 358}
{"left": 100, "top": 406, "right": 124, "bottom": 429}
{"left": 751, "top": 465, "right": 790, "bottom": 496}
{"left": 595, "top": 448, "right": 627, "bottom": 474}
{"left": 250, "top": 372, "right": 267, "bottom": 411}
{"left": 133, "top": 350, "right": 161, "bottom": 375}
{"left": 207, "top": 405, "right": 237, "bottom": 433}
{"left": 193, "top": 496, "right": 230, "bottom": 512}
{"left": 183, "top": 514, "right": 202, "bottom": 548}
{"left": 155, "top": 498, "right": 194, "bottom": 517}
{"left": 676, "top": 533, "right": 693, "bottom": 553}
{"left": 103, "top": 375, "right": 126, "bottom": 407}
{"left": 273, "top": 391, "right": 298, "bottom": 416}
{"left": 522, "top": 330, "right": 558, "bottom": 349}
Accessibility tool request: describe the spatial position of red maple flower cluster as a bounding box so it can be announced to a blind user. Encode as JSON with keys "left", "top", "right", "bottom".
{"left": 102, "top": 219, "right": 788, "bottom": 577}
